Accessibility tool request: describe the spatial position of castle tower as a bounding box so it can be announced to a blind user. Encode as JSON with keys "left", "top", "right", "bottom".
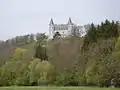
{"left": 49, "top": 18, "right": 55, "bottom": 39}
{"left": 67, "top": 17, "right": 74, "bottom": 35}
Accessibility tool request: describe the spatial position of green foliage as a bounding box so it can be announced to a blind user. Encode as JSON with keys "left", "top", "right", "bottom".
{"left": 13, "top": 48, "right": 27, "bottom": 60}
{"left": 54, "top": 69, "right": 86, "bottom": 86}
{"left": 34, "top": 33, "right": 48, "bottom": 60}
{"left": 71, "top": 70, "right": 87, "bottom": 86}
{"left": 0, "top": 47, "right": 31, "bottom": 86}
{"left": 85, "top": 60, "right": 101, "bottom": 86}
{"left": 112, "top": 51, "right": 120, "bottom": 59}
{"left": 34, "top": 44, "right": 48, "bottom": 60}
{"left": 85, "top": 55, "right": 120, "bottom": 87}
{"left": 28, "top": 59, "right": 41, "bottom": 84}
{"left": 83, "top": 20, "right": 119, "bottom": 51}
{"left": 0, "top": 66, "right": 17, "bottom": 86}
{"left": 36, "top": 33, "right": 48, "bottom": 43}
{"left": 115, "top": 36, "right": 120, "bottom": 50}
{"left": 0, "top": 20, "right": 120, "bottom": 87}
{"left": 0, "top": 87, "right": 119, "bottom": 90}
{"left": 54, "top": 73, "right": 71, "bottom": 86}
{"left": 35, "top": 61, "right": 55, "bottom": 76}
{"left": 28, "top": 60, "right": 56, "bottom": 85}
{"left": 97, "top": 57, "right": 120, "bottom": 87}
{"left": 15, "top": 70, "right": 30, "bottom": 86}
{"left": 36, "top": 61, "right": 56, "bottom": 84}
{"left": 86, "top": 23, "right": 98, "bottom": 43}
{"left": 0, "top": 60, "right": 30, "bottom": 86}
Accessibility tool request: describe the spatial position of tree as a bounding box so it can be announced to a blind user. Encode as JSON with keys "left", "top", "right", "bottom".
{"left": 28, "top": 58, "right": 41, "bottom": 85}
{"left": 53, "top": 32, "right": 61, "bottom": 40}
{"left": 36, "top": 33, "right": 48, "bottom": 43}
{"left": 86, "top": 23, "right": 98, "bottom": 43}
{"left": 13, "top": 48, "right": 27, "bottom": 60}
{"left": 29, "top": 34, "right": 35, "bottom": 42}
{"left": 34, "top": 33, "right": 48, "bottom": 61}
{"left": 35, "top": 61, "right": 56, "bottom": 85}
{"left": 85, "top": 59, "right": 102, "bottom": 86}
{"left": 28, "top": 60, "right": 56, "bottom": 85}
{"left": 82, "top": 20, "right": 119, "bottom": 52}
{"left": 115, "top": 37, "right": 120, "bottom": 50}
{"left": 97, "top": 56, "right": 120, "bottom": 87}
{"left": 84, "top": 24, "right": 91, "bottom": 35}
{"left": 0, "top": 47, "right": 31, "bottom": 86}
{"left": 82, "top": 23, "right": 98, "bottom": 51}
{"left": 34, "top": 44, "right": 48, "bottom": 60}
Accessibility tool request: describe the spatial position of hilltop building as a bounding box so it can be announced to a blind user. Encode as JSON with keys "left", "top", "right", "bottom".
{"left": 49, "top": 17, "right": 83, "bottom": 39}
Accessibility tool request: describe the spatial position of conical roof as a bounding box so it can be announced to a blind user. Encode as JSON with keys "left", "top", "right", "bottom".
{"left": 49, "top": 18, "right": 54, "bottom": 25}
{"left": 67, "top": 17, "right": 73, "bottom": 25}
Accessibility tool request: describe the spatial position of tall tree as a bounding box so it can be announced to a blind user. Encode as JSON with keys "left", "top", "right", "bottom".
{"left": 34, "top": 44, "right": 48, "bottom": 60}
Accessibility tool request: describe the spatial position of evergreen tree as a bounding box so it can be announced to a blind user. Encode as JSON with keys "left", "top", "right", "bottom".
{"left": 34, "top": 44, "right": 48, "bottom": 60}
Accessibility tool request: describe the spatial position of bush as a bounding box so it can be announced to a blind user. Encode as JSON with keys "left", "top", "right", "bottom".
{"left": 85, "top": 66, "right": 98, "bottom": 86}
{"left": 35, "top": 61, "right": 56, "bottom": 85}
{"left": 0, "top": 68, "right": 16, "bottom": 86}
{"left": 15, "top": 70, "right": 30, "bottom": 86}
{"left": 29, "top": 60, "right": 56, "bottom": 85}
{"left": 115, "top": 37, "right": 120, "bottom": 50}
{"left": 54, "top": 73, "right": 71, "bottom": 86}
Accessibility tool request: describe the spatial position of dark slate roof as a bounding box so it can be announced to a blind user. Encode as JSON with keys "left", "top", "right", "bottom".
{"left": 67, "top": 17, "right": 73, "bottom": 25}
{"left": 49, "top": 18, "right": 54, "bottom": 25}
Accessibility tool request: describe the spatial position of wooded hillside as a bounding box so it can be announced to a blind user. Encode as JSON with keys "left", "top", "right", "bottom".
{"left": 0, "top": 20, "right": 120, "bottom": 87}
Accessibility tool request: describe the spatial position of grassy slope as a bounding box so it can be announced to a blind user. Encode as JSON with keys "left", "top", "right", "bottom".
{"left": 0, "top": 87, "right": 119, "bottom": 90}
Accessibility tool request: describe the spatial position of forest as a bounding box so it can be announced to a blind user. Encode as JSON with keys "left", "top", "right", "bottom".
{"left": 0, "top": 20, "right": 120, "bottom": 87}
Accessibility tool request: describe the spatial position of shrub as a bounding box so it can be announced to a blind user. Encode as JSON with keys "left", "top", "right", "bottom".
{"left": 29, "top": 60, "right": 56, "bottom": 85}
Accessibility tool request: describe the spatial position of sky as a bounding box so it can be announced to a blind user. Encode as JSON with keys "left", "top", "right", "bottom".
{"left": 0, "top": 0, "right": 120, "bottom": 40}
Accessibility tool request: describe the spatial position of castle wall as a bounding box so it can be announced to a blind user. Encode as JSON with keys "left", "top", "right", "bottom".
{"left": 55, "top": 29, "right": 69, "bottom": 37}
{"left": 49, "top": 29, "right": 70, "bottom": 39}
{"left": 48, "top": 18, "right": 84, "bottom": 39}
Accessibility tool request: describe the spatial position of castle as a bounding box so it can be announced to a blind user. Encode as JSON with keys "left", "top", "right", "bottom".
{"left": 49, "top": 17, "right": 83, "bottom": 39}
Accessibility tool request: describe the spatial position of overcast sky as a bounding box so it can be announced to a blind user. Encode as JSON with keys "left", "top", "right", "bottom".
{"left": 0, "top": 0, "right": 120, "bottom": 40}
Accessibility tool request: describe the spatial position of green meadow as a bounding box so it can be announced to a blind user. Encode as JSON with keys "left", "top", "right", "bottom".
{"left": 0, "top": 87, "right": 119, "bottom": 90}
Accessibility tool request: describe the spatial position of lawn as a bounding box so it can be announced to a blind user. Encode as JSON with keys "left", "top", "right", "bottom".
{"left": 0, "top": 87, "right": 119, "bottom": 90}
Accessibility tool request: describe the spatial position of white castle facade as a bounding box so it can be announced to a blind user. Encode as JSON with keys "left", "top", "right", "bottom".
{"left": 49, "top": 18, "right": 84, "bottom": 39}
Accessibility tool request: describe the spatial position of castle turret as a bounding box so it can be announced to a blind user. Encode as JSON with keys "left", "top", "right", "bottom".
{"left": 67, "top": 17, "right": 74, "bottom": 35}
{"left": 49, "top": 18, "right": 55, "bottom": 39}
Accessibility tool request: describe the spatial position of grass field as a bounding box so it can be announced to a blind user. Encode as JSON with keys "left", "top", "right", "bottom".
{"left": 0, "top": 87, "right": 119, "bottom": 90}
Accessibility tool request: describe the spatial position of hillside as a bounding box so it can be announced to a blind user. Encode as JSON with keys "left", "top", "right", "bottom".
{"left": 0, "top": 20, "right": 120, "bottom": 87}
{"left": 0, "top": 37, "right": 84, "bottom": 71}
{"left": 0, "top": 36, "right": 117, "bottom": 72}
{"left": 47, "top": 37, "right": 84, "bottom": 71}
{"left": 0, "top": 33, "right": 44, "bottom": 65}
{"left": 0, "top": 42, "right": 35, "bottom": 65}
